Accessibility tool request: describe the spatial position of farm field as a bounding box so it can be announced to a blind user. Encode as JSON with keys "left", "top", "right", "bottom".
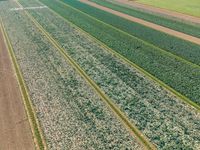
{"left": 0, "top": 0, "right": 200, "bottom": 149}
{"left": 61, "top": 0, "right": 200, "bottom": 66}
{"left": 81, "top": 0, "right": 200, "bottom": 46}
{"left": 136, "top": 0, "right": 200, "bottom": 17}
{"left": 0, "top": 1, "right": 145, "bottom": 149}
{"left": 89, "top": 0, "right": 200, "bottom": 38}
{"left": 39, "top": 0, "right": 200, "bottom": 106}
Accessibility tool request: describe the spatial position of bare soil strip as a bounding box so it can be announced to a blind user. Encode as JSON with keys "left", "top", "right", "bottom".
{"left": 114, "top": 0, "right": 200, "bottom": 25}
{"left": 0, "top": 23, "right": 35, "bottom": 149}
{"left": 80, "top": 0, "right": 200, "bottom": 45}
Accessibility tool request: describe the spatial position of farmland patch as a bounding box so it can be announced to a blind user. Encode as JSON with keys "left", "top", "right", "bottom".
{"left": 18, "top": 0, "right": 200, "bottom": 148}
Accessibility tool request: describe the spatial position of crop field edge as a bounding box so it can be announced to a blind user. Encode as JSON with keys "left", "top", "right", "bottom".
{"left": 59, "top": 0, "right": 200, "bottom": 69}
{"left": 0, "top": 17, "right": 47, "bottom": 150}
{"left": 37, "top": 0, "right": 200, "bottom": 112}
{"left": 16, "top": 1, "right": 157, "bottom": 149}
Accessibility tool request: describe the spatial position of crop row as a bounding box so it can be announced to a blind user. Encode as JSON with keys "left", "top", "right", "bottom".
{"left": 62, "top": 0, "right": 200, "bottom": 66}
{"left": 19, "top": 0, "right": 200, "bottom": 149}
{"left": 90, "top": 0, "right": 200, "bottom": 38}
{"left": 39, "top": 0, "right": 200, "bottom": 106}
{"left": 1, "top": 1, "right": 142, "bottom": 149}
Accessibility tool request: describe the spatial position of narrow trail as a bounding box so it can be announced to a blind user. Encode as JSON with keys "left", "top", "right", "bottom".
{"left": 80, "top": 0, "right": 200, "bottom": 46}
{"left": 114, "top": 0, "right": 200, "bottom": 25}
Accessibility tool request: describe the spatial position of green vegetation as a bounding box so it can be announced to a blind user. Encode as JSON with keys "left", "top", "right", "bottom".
{"left": 137, "top": 0, "right": 200, "bottom": 17}
{"left": 1, "top": 1, "right": 142, "bottom": 149}
{"left": 20, "top": 0, "right": 200, "bottom": 149}
{"left": 1, "top": 0, "right": 200, "bottom": 149}
{"left": 90, "top": 0, "right": 200, "bottom": 38}
{"left": 40, "top": 0, "right": 200, "bottom": 106}
{"left": 62, "top": 0, "right": 200, "bottom": 66}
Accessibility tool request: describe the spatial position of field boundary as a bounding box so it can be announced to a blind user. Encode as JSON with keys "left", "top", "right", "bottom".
{"left": 38, "top": 0, "right": 200, "bottom": 112}
{"left": 0, "top": 18, "right": 47, "bottom": 150}
{"left": 59, "top": 0, "right": 200, "bottom": 69}
{"left": 16, "top": 1, "right": 157, "bottom": 149}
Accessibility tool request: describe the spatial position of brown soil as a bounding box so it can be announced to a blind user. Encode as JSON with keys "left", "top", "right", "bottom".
{"left": 0, "top": 27, "right": 35, "bottom": 149}
{"left": 80, "top": 0, "right": 200, "bottom": 45}
{"left": 115, "top": 0, "right": 200, "bottom": 25}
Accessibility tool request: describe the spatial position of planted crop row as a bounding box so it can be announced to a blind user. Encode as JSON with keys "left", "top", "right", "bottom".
{"left": 62, "top": 0, "right": 200, "bottom": 66}
{"left": 20, "top": 0, "right": 200, "bottom": 149}
{"left": 90, "top": 0, "right": 200, "bottom": 38}
{"left": 40, "top": 0, "right": 200, "bottom": 106}
{"left": 1, "top": 2, "right": 142, "bottom": 149}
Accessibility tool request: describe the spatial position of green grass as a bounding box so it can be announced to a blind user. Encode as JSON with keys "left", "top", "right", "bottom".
{"left": 137, "top": 0, "right": 200, "bottom": 17}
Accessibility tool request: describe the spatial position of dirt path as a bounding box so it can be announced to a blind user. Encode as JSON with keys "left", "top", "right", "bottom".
{"left": 114, "top": 0, "right": 200, "bottom": 25}
{"left": 80, "top": 0, "right": 200, "bottom": 45}
{"left": 0, "top": 26, "right": 35, "bottom": 149}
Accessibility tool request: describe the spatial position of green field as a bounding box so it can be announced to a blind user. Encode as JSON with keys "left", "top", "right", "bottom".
{"left": 40, "top": 0, "right": 200, "bottom": 107}
{"left": 90, "top": 0, "right": 200, "bottom": 38}
{"left": 137, "top": 0, "right": 200, "bottom": 17}
{"left": 1, "top": 1, "right": 143, "bottom": 149}
{"left": 1, "top": 0, "right": 200, "bottom": 149}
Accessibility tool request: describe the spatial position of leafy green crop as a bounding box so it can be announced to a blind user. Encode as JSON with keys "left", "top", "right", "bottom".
{"left": 62, "top": 0, "right": 200, "bottom": 66}
{"left": 1, "top": 1, "right": 142, "bottom": 149}
{"left": 40, "top": 0, "right": 200, "bottom": 106}
{"left": 18, "top": 1, "right": 200, "bottom": 148}
{"left": 90, "top": 0, "right": 200, "bottom": 38}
